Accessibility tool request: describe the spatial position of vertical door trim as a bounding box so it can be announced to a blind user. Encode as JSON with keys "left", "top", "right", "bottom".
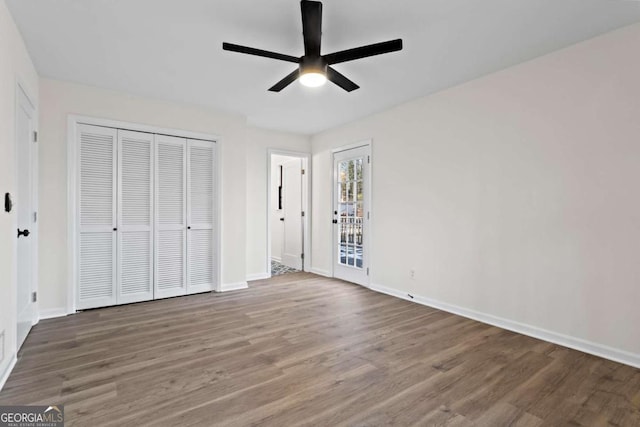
{"left": 67, "top": 115, "right": 221, "bottom": 313}
{"left": 331, "top": 140, "right": 372, "bottom": 285}
{"left": 266, "top": 149, "right": 312, "bottom": 278}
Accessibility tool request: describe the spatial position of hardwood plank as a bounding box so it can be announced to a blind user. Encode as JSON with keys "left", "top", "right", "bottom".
{"left": 1, "top": 273, "right": 638, "bottom": 426}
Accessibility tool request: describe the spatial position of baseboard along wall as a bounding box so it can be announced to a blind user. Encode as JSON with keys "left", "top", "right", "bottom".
{"left": 369, "top": 283, "right": 640, "bottom": 369}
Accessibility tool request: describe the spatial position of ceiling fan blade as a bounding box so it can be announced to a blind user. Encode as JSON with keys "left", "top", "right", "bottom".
{"left": 327, "top": 67, "right": 359, "bottom": 92}
{"left": 301, "top": 0, "right": 322, "bottom": 56}
{"left": 324, "top": 39, "right": 403, "bottom": 65}
{"left": 222, "top": 42, "right": 300, "bottom": 63}
{"left": 268, "top": 69, "right": 301, "bottom": 92}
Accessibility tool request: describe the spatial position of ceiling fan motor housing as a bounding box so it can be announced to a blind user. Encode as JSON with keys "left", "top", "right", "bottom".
{"left": 300, "top": 56, "right": 327, "bottom": 76}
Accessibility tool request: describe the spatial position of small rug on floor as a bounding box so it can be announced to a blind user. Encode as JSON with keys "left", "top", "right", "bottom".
{"left": 271, "top": 260, "right": 300, "bottom": 276}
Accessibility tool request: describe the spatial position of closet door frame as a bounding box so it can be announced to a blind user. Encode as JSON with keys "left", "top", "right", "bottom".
{"left": 68, "top": 115, "right": 221, "bottom": 314}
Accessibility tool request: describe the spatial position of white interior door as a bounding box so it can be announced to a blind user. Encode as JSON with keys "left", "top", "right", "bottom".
{"left": 281, "top": 158, "right": 303, "bottom": 270}
{"left": 155, "top": 135, "right": 187, "bottom": 299}
{"left": 16, "top": 86, "right": 37, "bottom": 349}
{"left": 333, "top": 145, "right": 370, "bottom": 286}
{"left": 77, "top": 124, "right": 117, "bottom": 309}
{"left": 117, "top": 130, "right": 154, "bottom": 304}
{"left": 187, "top": 139, "right": 216, "bottom": 294}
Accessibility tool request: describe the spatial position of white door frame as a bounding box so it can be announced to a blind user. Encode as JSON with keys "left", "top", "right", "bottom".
{"left": 67, "top": 115, "right": 222, "bottom": 314}
{"left": 267, "top": 149, "right": 311, "bottom": 276}
{"left": 331, "top": 140, "right": 372, "bottom": 285}
{"left": 14, "top": 81, "right": 39, "bottom": 339}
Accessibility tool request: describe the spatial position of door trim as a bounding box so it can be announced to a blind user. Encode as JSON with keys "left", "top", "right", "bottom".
{"left": 15, "top": 81, "right": 38, "bottom": 329}
{"left": 267, "top": 149, "right": 311, "bottom": 277}
{"left": 67, "top": 115, "right": 222, "bottom": 314}
{"left": 331, "top": 140, "right": 372, "bottom": 154}
{"left": 331, "top": 140, "right": 372, "bottom": 284}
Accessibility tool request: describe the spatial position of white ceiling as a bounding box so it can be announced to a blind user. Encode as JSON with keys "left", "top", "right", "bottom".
{"left": 7, "top": 0, "right": 640, "bottom": 134}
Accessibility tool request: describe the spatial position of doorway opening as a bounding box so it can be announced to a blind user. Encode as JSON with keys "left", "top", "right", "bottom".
{"left": 332, "top": 142, "right": 371, "bottom": 286}
{"left": 268, "top": 150, "right": 310, "bottom": 277}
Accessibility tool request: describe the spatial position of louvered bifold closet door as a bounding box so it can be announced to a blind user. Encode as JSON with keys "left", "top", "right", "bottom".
{"left": 155, "top": 135, "right": 187, "bottom": 299}
{"left": 78, "top": 124, "right": 117, "bottom": 309}
{"left": 187, "top": 139, "right": 216, "bottom": 294}
{"left": 117, "top": 130, "right": 154, "bottom": 304}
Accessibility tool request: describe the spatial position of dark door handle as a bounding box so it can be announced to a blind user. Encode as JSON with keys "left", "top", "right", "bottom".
{"left": 332, "top": 219, "right": 338, "bottom": 224}
{"left": 17, "top": 228, "right": 30, "bottom": 238}
{"left": 280, "top": 218, "right": 285, "bottom": 222}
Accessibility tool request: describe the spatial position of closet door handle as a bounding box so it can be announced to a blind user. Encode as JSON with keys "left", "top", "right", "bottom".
{"left": 113, "top": 228, "right": 117, "bottom": 231}
{"left": 187, "top": 226, "right": 191, "bottom": 230}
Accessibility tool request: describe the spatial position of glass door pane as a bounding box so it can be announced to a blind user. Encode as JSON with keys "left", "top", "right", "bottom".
{"left": 334, "top": 149, "right": 368, "bottom": 282}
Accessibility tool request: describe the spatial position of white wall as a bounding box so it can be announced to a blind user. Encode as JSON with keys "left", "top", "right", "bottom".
{"left": 0, "top": 0, "right": 39, "bottom": 384}
{"left": 245, "top": 128, "right": 310, "bottom": 280}
{"left": 38, "top": 78, "right": 251, "bottom": 311}
{"left": 311, "top": 23, "right": 640, "bottom": 365}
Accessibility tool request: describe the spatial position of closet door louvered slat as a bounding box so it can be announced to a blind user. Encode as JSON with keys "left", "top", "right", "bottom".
{"left": 78, "top": 124, "right": 117, "bottom": 309}
{"left": 187, "top": 139, "right": 216, "bottom": 294}
{"left": 117, "top": 130, "right": 154, "bottom": 304}
{"left": 155, "top": 135, "right": 187, "bottom": 298}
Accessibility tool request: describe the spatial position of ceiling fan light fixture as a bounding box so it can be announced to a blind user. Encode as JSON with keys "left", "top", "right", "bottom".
{"left": 299, "top": 70, "right": 327, "bottom": 87}
{"left": 222, "top": 0, "right": 403, "bottom": 92}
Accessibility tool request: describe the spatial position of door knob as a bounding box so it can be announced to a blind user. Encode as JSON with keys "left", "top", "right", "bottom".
{"left": 17, "top": 228, "right": 30, "bottom": 238}
{"left": 280, "top": 218, "right": 285, "bottom": 221}
{"left": 332, "top": 219, "right": 338, "bottom": 224}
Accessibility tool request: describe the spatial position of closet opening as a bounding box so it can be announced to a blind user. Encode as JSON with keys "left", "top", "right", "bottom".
{"left": 67, "top": 116, "right": 220, "bottom": 311}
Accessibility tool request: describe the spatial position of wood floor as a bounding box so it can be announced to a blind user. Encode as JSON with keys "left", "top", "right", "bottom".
{"left": 1, "top": 273, "right": 639, "bottom": 426}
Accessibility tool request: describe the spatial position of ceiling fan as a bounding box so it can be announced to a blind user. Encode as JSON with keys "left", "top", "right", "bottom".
{"left": 222, "top": 0, "right": 403, "bottom": 92}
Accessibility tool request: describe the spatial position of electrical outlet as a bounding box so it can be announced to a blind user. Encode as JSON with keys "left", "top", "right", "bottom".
{"left": 409, "top": 269, "right": 415, "bottom": 279}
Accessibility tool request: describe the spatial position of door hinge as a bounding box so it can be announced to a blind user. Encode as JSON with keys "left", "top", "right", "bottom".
{"left": 31, "top": 291, "right": 37, "bottom": 303}
{"left": 33, "top": 212, "right": 37, "bottom": 223}
{"left": 367, "top": 155, "right": 370, "bottom": 164}
{"left": 366, "top": 267, "right": 369, "bottom": 276}
{"left": 33, "top": 131, "right": 38, "bottom": 142}
{"left": 301, "top": 169, "right": 305, "bottom": 175}
{"left": 367, "top": 212, "right": 370, "bottom": 220}
{"left": 301, "top": 253, "right": 304, "bottom": 259}
{"left": 301, "top": 211, "right": 305, "bottom": 217}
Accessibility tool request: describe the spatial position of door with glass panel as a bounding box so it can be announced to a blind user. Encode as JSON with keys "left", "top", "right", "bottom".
{"left": 332, "top": 145, "right": 370, "bottom": 286}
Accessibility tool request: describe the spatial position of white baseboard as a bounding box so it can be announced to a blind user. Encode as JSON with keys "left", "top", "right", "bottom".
{"left": 39, "top": 308, "right": 68, "bottom": 320}
{"left": 369, "top": 283, "right": 640, "bottom": 369}
{"left": 309, "top": 267, "right": 331, "bottom": 277}
{"left": 246, "top": 272, "right": 271, "bottom": 282}
{"left": 218, "top": 282, "right": 249, "bottom": 292}
{"left": 271, "top": 256, "right": 282, "bottom": 263}
{"left": 0, "top": 355, "right": 17, "bottom": 392}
